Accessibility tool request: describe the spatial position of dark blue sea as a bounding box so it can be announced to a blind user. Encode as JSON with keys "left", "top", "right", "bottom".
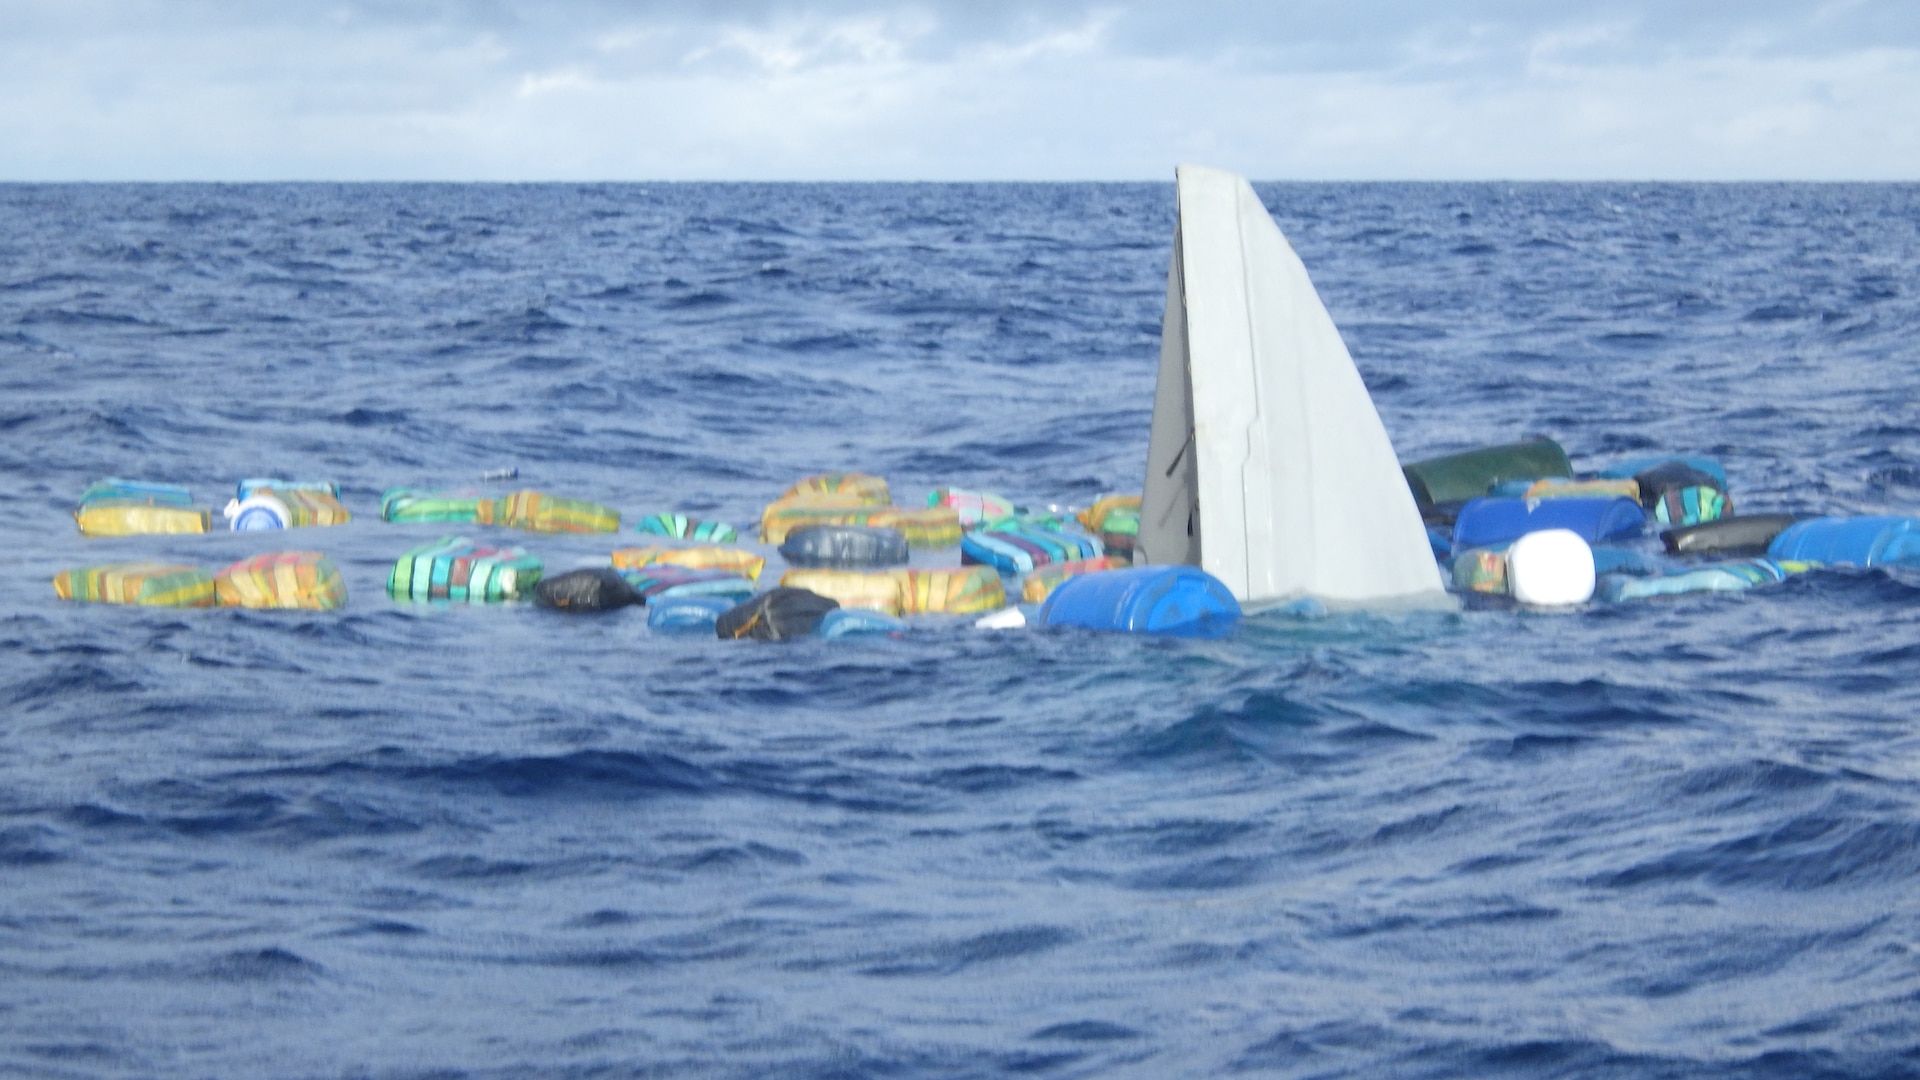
{"left": 3, "top": 182, "right": 1919, "bottom": 1079}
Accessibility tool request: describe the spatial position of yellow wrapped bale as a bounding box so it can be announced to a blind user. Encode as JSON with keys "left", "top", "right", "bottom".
{"left": 780, "top": 472, "right": 890, "bottom": 506}
{"left": 75, "top": 504, "right": 210, "bottom": 537}
{"left": 1077, "top": 495, "right": 1141, "bottom": 534}
{"left": 895, "top": 566, "right": 1005, "bottom": 615}
{"left": 263, "top": 488, "right": 352, "bottom": 527}
{"left": 499, "top": 490, "right": 620, "bottom": 534}
{"left": 611, "top": 545, "right": 766, "bottom": 583}
{"left": 779, "top": 568, "right": 905, "bottom": 615}
{"left": 54, "top": 562, "right": 217, "bottom": 607}
{"left": 1019, "top": 556, "right": 1131, "bottom": 604}
{"left": 1524, "top": 477, "right": 1642, "bottom": 502}
{"left": 214, "top": 552, "right": 346, "bottom": 610}
{"left": 869, "top": 507, "right": 962, "bottom": 549}
{"left": 760, "top": 498, "right": 887, "bottom": 544}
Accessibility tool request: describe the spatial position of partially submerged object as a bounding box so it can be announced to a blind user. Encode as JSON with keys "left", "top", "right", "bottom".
{"left": 388, "top": 537, "right": 541, "bottom": 603}
{"left": 536, "top": 568, "right": 641, "bottom": 613}
{"left": 716, "top": 587, "right": 840, "bottom": 641}
{"left": 1139, "top": 165, "right": 1449, "bottom": 611}
{"left": 1404, "top": 438, "right": 1574, "bottom": 512}
{"left": 55, "top": 562, "right": 217, "bottom": 607}
{"left": 633, "top": 513, "right": 738, "bottom": 543}
{"left": 215, "top": 552, "right": 346, "bottom": 610}
{"left": 1039, "top": 566, "right": 1241, "bottom": 638}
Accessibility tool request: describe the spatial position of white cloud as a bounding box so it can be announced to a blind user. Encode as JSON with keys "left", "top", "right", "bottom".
{"left": 0, "top": 1, "right": 1916, "bottom": 179}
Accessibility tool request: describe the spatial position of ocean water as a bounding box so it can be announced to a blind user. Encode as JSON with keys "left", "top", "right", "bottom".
{"left": 2, "top": 181, "right": 1919, "bottom": 1079}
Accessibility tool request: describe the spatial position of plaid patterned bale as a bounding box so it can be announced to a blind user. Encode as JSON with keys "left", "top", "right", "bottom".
{"left": 780, "top": 473, "right": 890, "bottom": 506}
{"left": 896, "top": 567, "right": 1005, "bottom": 615}
{"left": 867, "top": 507, "right": 962, "bottom": 548}
{"left": 778, "top": 568, "right": 905, "bottom": 615}
{"left": 256, "top": 488, "right": 352, "bottom": 527}
{"left": 1019, "top": 556, "right": 1130, "bottom": 605}
{"left": 633, "top": 513, "right": 738, "bottom": 543}
{"left": 214, "top": 552, "right": 346, "bottom": 610}
{"left": 388, "top": 537, "right": 542, "bottom": 603}
{"left": 381, "top": 489, "right": 501, "bottom": 525}
{"left": 499, "top": 490, "right": 620, "bottom": 534}
{"left": 760, "top": 499, "right": 887, "bottom": 543}
{"left": 53, "top": 562, "right": 217, "bottom": 607}
{"left": 611, "top": 545, "right": 765, "bottom": 583}
{"left": 927, "top": 488, "right": 1016, "bottom": 528}
{"left": 616, "top": 566, "right": 756, "bottom": 603}
{"left": 74, "top": 504, "right": 211, "bottom": 537}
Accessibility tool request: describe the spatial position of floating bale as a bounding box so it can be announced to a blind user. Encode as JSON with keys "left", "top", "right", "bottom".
{"left": 498, "top": 490, "right": 619, "bottom": 534}
{"left": 1630, "top": 461, "right": 1730, "bottom": 527}
{"left": 781, "top": 473, "right": 890, "bottom": 506}
{"left": 928, "top": 488, "right": 1015, "bottom": 528}
{"left": 1599, "top": 455, "right": 1728, "bottom": 487}
{"left": 535, "top": 569, "right": 641, "bottom": 613}
{"left": 778, "top": 568, "right": 905, "bottom": 615}
{"left": 1038, "top": 566, "right": 1240, "bottom": 638}
{"left": 215, "top": 552, "right": 346, "bottom": 610}
{"left": 1766, "top": 516, "right": 1920, "bottom": 568}
{"left": 381, "top": 489, "right": 500, "bottom": 525}
{"left": 647, "top": 595, "right": 735, "bottom": 633}
{"left": 1021, "top": 556, "right": 1130, "bottom": 604}
{"left": 632, "top": 513, "right": 738, "bottom": 543}
{"left": 1077, "top": 495, "right": 1141, "bottom": 557}
{"left": 870, "top": 507, "right": 962, "bottom": 548}
{"left": 759, "top": 501, "right": 959, "bottom": 547}
{"left": 1523, "top": 478, "right": 1641, "bottom": 502}
{"left": 388, "top": 537, "right": 541, "bottom": 603}
{"left": 617, "top": 566, "right": 756, "bottom": 603}
{"left": 1598, "top": 558, "right": 1812, "bottom": 603}
{"left": 53, "top": 562, "right": 216, "bottom": 607}
{"left": 75, "top": 504, "right": 211, "bottom": 537}
{"left": 1402, "top": 437, "right": 1573, "bottom": 510}
{"left": 897, "top": 567, "right": 1005, "bottom": 615}
{"left": 818, "top": 609, "right": 907, "bottom": 638}
{"left": 1507, "top": 529, "right": 1596, "bottom": 605}
{"left": 78, "top": 479, "right": 194, "bottom": 508}
{"left": 1662, "top": 514, "right": 1798, "bottom": 557}
{"left": 1450, "top": 496, "right": 1645, "bottom": 554}
{"left": 716, "top": 588, "right": 840, "bottom": 641}
{"left": 225, "top": 488, "right": 351, "bottom": 530}
{"left": 962, "top": 523, "right": 1102, "bottom": 574}
{"left": 1451, "top": 547, "right": 1509, "bottom": 595}
{"left": 236, "top": 478, "right": 340, "bottom": 499}
{"left": 780, "top": 525, "right": 909, "bottom": 569}
{"left": 612, "top": 545, "right": 766, "bottom": 583}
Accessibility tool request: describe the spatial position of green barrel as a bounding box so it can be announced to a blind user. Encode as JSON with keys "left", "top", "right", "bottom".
{"left": 1402, "top": 437, "right": 1573, "bottom": 508}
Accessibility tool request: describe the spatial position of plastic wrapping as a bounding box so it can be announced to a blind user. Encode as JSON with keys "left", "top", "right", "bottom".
{"left": 1598, "top": 559, "right": 1810, "bottom": 603}
{"left": 1523, "top": 478, "right": 1641, "bottom": 502}
{"left": 1631, "top": 462, "right": 1730, "bottom": 527}
{"left": 75, "top": 504, "right": 210, "bottom": 537}
{"left": 1767, "top": 516, "right": 1920, "bottom": 568}
{"left": 633, "top": 513, "right": 738, "bottom": 543}
{"left": 1077, "top": 495, "right": 1141, "bottom": 535}
{"left": 1451, "top": 547, "right": 1509, "bottom": 595}
{"left": 499, "top": 490, "right": 620, "bottom": 534}
{"left": 716, "top": 588, "right": 840, "bottom": 641}
{"left": 779, "top": 525, "right": 910, "bottom": 569}
{"left": 1402, "top": 438, "right": 1573, "bottom": 508}
{"left": 961, "top": 524, "right": 1102, "bottom": 574}
{"left": 1450, "top": 496, "right": 1646, "bottom": 553}
{"left": 778, "top": 568, "right": 905, "bottom": 614}
{"left": 381, "top": 489, "right": 500, "bottom": 525}
{"left": 647, "top": 595, "right": 735, "bottom": 632}
{"left": 618, "top": 566, "right": 756, "bottom": 603}
{"left": 612, "top": 545, "right": 766, "bottom": 582}
{"left": 928, "top": 488, "right": 1015, "bottom": 528}
{"left": 818, "top": 609, "right": 906, "bottom": 638}
{"left": 868, "top": 507, "right": 961, "bottom": 548}
{"left": 388, "top": 537, "right": 541, "bottom": 603}
{"left": 1662, "top": 514, "right": 1797, "bottom": 557}
{"left": 214, "top": 552, "right": 346, "bottom": 610}
{"left": 226, "top": 488, "right": 351, "bottom": 529}
{"left": 1020, "top": 556, "right": 1130, "bottom": 604}
{"left": 897, "top": 567, "right": 1006, "bottom": 615}
{"left": 79, "top": 479, "right": 194, "bottom": 507}
{"left": 535, "top": 568, "right": 641, "bottom": 613}
{"left": 781, "top": 473, "right": 890, "bottom": 506}
{"left": 237, "top": 478, "right": 339, "bottom": 499}
{"left": 54, "top": 563, "right": 217, "bottom": 607}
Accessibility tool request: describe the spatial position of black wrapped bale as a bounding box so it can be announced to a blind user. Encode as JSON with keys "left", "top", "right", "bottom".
{"left": 779, "top": 525, "right": 910, "bottom": 569}
{"left": 535, "top": 568, "right": 642, "bottom": 613}
{"left": 1661, "top": 513, "right": 1798, "bottom": 557}
{"left": 716, "top": 587, "right": 840, "bottom": 641}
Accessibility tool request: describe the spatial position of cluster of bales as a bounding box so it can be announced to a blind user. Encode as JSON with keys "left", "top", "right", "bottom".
{"left": 56, "top": 472, "right": 1228, "bottom": 639}
{"left": 53, "top": 437, "right": 1920, "bottom": 638}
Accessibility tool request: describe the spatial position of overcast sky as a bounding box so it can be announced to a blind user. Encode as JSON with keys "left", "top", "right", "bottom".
{"left": 3, "top": 0, "right": 1917, "bottom": 181}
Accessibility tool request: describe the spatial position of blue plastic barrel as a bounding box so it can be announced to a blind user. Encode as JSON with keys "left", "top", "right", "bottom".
{"left": 1766, "top": 516, "right": 1920, "bottom": 567}
{"left": 647, "top": 595, "right": 735, "bottom": 632}
{"left": 1038, "top": 566, "right": 1241, "bottom": 638}
{"left": 1451, "top": 496, "right": 1646, "bottom": 554}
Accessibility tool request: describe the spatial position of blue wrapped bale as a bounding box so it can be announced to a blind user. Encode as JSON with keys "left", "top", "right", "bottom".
{"left": 1451, "top": 496, "right": 1646, "bottom": 554}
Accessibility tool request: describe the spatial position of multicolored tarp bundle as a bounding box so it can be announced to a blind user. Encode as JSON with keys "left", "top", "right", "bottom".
{"left": 237, "top": 478, "right": 340, "bottom": 499}
{"left": 759, "top": 502, "right": 961, "bottom": 547}
{"left": 633, "top": 513, "right": 738, "bottom": 543}
{"left": 897, "top": 567, "right": 1004, "bottom": 615}
{"left": 617, "top": 566, "right": 756, "bottom": 602}
{"left": 215, "top": 552, "right": 347, "bottom": 610}
{"left": 498, "top": 490, "right": 620, "bottom": 534}
{"left": 1597, "top": 558, "right": 1815, "bottom": 603}
{"left": 389, "top": 537, "right": 542, "bottom": 603}
{"left": 1019, "top": 556, "right": 1131, "bottom": 604}
{"left": 781, "top": 473, "right": 891, "bottom": 506}
{"left": 1651, "top": 485, "right": 1731, "bottom": 528}
{"left": 74, "top": 479, "right": 209, "bottom": 537}
{"left": 54, "top": 562, "right": 217, "bottom": 607}
{"left": 612, "top": 545, "right": 765, "bottom": 583}
{"left": 928, "top": 488, "right": 1015, "bottom": 528}
{"left": 1076, "top": 494, "right": 1140, "bottom": 555}
{"left": 381, "top": 489, "right": 500, "bottom": 525}
{"left": 1523, "top": 478, "right": 1641, "bottom": 502}
{"left": 247, "top": 488, "right": 352, "bottom": 527}
{"left": 779, "top": 568, "right": 907, "bottom": 615}
{"left": 961, "top": 523, "right": 1103, "bottom": 574}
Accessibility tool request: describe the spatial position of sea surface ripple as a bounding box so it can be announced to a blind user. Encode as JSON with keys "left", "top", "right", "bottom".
{"left": 2, "top": 182, "right": 1919, "bottom": 1078}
